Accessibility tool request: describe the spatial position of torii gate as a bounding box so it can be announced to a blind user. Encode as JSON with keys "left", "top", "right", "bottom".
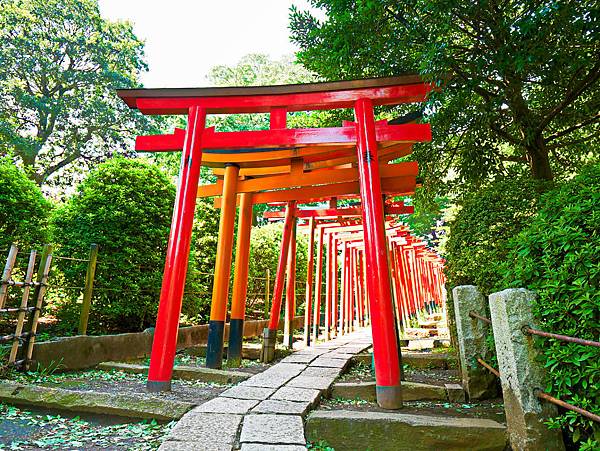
{"left": 117, "top": 75, "right": 434, "bottom": 409}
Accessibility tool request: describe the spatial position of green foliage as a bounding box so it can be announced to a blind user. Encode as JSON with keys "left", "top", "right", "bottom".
{"left": 445, "top": 174, "right": 550, "bottom": 294}
{"left": 0, "top": 0, "right": 151, "bottom": 187}
{"left": 290, "top": 1, "right": 600, "bottom": 193}
{"left": 0, "top": 159, "right": 51, "bottom": 252}
{"left": 0, "top": 402, "right": 172, "bottom": 450}
{"left": 50, "top": 158, "right": 202, "bottom": 333}
{"left": 247, "top": 222, "right": 309, "bottom": 314}
{"left": 501, "top": 165, "right": 600, "bottom": 448}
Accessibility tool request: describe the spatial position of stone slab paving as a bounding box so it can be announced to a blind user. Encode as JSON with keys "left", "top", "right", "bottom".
{"left": 159, "top": 328, "right": 372, "bottom": 450}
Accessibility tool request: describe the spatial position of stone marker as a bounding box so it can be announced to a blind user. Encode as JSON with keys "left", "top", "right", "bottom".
{"left": 452, "top": 285, "right": 498, "bottom": 399}
{"left": 445, "top": 383, "right": 466, "bottom": 403}
{"left": 489, "top": 288, "right": 565, "bottom": 451}
{"left": 240, "top": 414, "right": 306, "bottom": 445}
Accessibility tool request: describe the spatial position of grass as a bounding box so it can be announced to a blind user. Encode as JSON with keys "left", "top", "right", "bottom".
{"left": 0, "top": 403, "right": 174, "bottom": 450}
{"left": 307, "top": 440, "right": 335, "bottom": 450}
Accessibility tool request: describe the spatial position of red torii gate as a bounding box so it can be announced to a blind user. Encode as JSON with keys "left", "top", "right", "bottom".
{"left": 117, "top": 75, "right": 434, "bottom": 409}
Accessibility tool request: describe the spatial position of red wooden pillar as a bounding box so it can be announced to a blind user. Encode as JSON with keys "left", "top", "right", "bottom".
{"left": 304, "top": 217, "right": 316, "bottom": 345}
{"left": 325, "top": 231, "right": 332, "bottom": 340}
{"left": 332, "top": 236, "right": 339, "bottom": 337}
{"left": 283, "top": 219, "right": 297, "bottom": 348}
{"left": 312, "top": 225, "right": 325, "bottom": 342}
{"left": 354, "top": 98, "right": 402, "bottom": 409}
{"left": 339, "top": 241, "right": 346, "bottom": 335}
{"left": 261, "top": 200, "right": 296, "bottom": 362}
{"left": 147, "top": 106, "right": 206, "bottom": 392}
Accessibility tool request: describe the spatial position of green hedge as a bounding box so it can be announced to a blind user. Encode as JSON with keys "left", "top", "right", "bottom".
{"left": 50, "top": 158, "right": 204, "bottom": 333}
{"left": 502, "top": 165, "right": 600, "bottom": 449}
{"left": 0, "top": 159, "right": 51, "bottom": 253}
{"left": 445, "top": 175, "right": 550, "bottom": 295}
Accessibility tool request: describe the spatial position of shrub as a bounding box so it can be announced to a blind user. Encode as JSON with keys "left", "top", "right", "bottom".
{"left": 50, "top": 158, "right": 202, "bottom": 333}
{"left": 502, "top": 165, "right": 600, "bottom": 448}
{"left": 0, "top": 159, "right": 51, "bottom": 252}
{"left": 445, "top": 175, "right": 551, "bottom": 295}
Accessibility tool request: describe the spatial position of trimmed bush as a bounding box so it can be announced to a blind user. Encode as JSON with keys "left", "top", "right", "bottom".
{"left": 445, "top": 175, "right": 550, "bottom": 295}
{"left": 0, "top": 159, "right": 51, "bottom": 252}
{"left": 502, "top": 165, "right": 600, "bottom": 449}
{"left": 50, "top": 158, "right": 202, "bottom": 333}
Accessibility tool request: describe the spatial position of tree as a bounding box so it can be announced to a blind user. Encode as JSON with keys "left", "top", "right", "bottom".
{"left": 290, "top": 1, "right": 600, "bottom": 192}
{"left": 0, "top": 158, "right": 51, "bottom": 252}
{"left": 0, "top": 0, "right": 150, "bottom": 187}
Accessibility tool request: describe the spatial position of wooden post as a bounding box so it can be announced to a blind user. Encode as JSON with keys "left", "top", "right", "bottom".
{"left": 9, "top": 250, "right": 36, "bottom": 363}
{"left": 325, "top": 232, "right": 332, "bottom": 340}
{"left": 78, "top": 243, "right": 99, "bottom": 336}
{"left": 21, "top": 244, "right": 53, "bottom": 370}
{"left": 0, "top": 244, "right": 18, "bottom": 309}
{"left": 283, "top": 219, "right": 297, "bottom": 349}
{"left": 264, "top": 268, "right": 270, "bottom": 317}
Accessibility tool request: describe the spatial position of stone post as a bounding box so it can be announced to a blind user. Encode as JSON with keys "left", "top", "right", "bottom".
{"left": 452, "top": 285, "right": 498, "bottom": 400}
{"left": 489, "top": 288, "right": 564, "bottom": 451}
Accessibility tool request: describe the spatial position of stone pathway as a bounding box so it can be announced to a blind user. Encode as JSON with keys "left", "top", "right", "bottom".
{"left": 159, "top": 329, "right": 372, "bottom": 450}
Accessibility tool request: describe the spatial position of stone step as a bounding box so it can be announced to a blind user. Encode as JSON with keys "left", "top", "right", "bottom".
{"left": 351, "top": 351, "right": 457, "bottom": 369}
{"left": 97, "top": 361, "right": 249, "bottom": 384}
{"left": 0, "top": 381, "right": 192, "bottom": 421}
{"left": 331, "top": 380, "right": 462, "bottom": 402}
{"left": 306, "top": 410, "right": 507, "bottom": 451}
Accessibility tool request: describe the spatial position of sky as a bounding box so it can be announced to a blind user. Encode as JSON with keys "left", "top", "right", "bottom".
{"left": 98, "top": 0, "right": 321, "bottom": 88}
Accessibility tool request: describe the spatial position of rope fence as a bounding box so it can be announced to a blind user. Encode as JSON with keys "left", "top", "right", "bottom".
{"left": 470, "top": 311, "right": 600, "bottom": 424}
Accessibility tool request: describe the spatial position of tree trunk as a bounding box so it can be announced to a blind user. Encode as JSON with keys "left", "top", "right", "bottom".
{"left": 526, "top": 138, "right": 553, "bottom": 181}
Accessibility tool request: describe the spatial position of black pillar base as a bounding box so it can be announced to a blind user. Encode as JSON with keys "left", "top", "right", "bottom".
{"left": 260, "top": 328, "right": 277, "bottom": 363}
{"left": 376, "top": 384, "right": 403, "bottom": 410}
{"left": 146, "top": 380, "right": 171, "bottom": 392}
{"left": 226, "top": 318, "right": 244, "bottom": 367}
{"left": 206, "top": 320, "right": 225, "bottom": 369}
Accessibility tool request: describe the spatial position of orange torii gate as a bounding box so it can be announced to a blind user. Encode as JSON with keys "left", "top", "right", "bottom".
{"left": 117, "top": 75, "right": 436, "bottom": 409}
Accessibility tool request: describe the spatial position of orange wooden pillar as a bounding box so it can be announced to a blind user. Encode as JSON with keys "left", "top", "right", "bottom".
{"left": 147, "top": 106, "right": 205, "bottom": 392}
{"left": 283, "top": 218, "right": 297, "bottom": 349}
{"left": 261, "top": 200, "right": 296, "bottom": 361}
{"left": 304, "top": 217, "right": 316, "bottom": 346}
{"left": 206, "top": 164, "right": 240, "bottom": 369}
{"left": 227, "top": 192, "right": 253, "bottom": 367}
{"left": 312, "top": 225, "right": 325, "bottom": 343}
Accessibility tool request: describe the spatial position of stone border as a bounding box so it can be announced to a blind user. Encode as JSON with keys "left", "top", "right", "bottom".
{"left": 30, "top": 317, "right": 304, "bottom": 371}
{"left": 97, "top": 362, "right": 250, "bottom": 384}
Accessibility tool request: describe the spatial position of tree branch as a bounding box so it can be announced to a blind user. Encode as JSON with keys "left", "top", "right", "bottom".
{"left": 536, "top": 61, "right": 600, "bottom": 135}
{"left": 544, "top": 113, "right": 600, "bottom": 143}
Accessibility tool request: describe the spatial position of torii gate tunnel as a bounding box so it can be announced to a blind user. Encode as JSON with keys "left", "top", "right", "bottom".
{"left": 117, "top": 75, "right": 444, "bottom": 409}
